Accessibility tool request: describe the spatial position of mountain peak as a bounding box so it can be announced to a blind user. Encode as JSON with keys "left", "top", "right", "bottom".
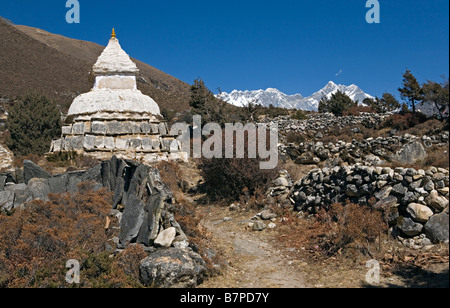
{"left": 217, "top": 82, "right": 374, "bottom": 111}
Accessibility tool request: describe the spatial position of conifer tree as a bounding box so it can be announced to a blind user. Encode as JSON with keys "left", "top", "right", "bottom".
{"left": 318, "top": 91, "right": 356, "bottom": 116}
{"left": 6, "top": 93, "right": 61, "bottom": 156}
{"left": 398, "top": 70, "right": 423, "bottom": 114}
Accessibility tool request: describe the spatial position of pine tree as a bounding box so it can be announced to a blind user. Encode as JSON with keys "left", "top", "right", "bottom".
{"left": 318, "top": 91, "right": 356, "bottom": 116}
{"left": 422, "top": 77, "right": 449, "bottom": 117}
{"left": 380, "top": 92, "right": 401, "bottom": 112}
{"left": 6, "top": 93, "right": 61, "bottom": 156}
{"left": 398, "top": 70, "right": 423, "bottom": 114}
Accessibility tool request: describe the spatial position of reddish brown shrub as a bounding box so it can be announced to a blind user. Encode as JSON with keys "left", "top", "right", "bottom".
{"left": 0, "top": 183, "right": 116, "bottom": 288}
{"left": 382, "top": 112, "right": 428, "bottom": 131}
{"left": 343, "top": 105, "right": 374, "bottom": 116}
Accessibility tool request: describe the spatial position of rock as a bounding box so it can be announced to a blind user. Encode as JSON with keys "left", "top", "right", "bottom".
{"left": 0, "top": 190, "right": 15, "bottom": 212}
{"left": 375, "top": 186, "right": 392, "bottom": 200}
{"left": 364, "top": 154, "right": 384, "bottom": 166}
{"left": 48, "top": 174, "right": 68, "bottom": 194}
{"left": 273, "top": 177, "right": 289, "bottom": 187}
{"left": 12, "top": 188, "right": 32, "bottom": 209}
{"left": 295, "top": 154, "right": 320, "bottom": 165}
{"left": 392, "top": 141, "right": 427, "bottom": 164}
{"left": 424, "top": 212, "right": 449, "bottom": 244}
{"left": 423, "top": 180, "right": 435, "bottom": 192}
{"left": 392, "top": 183, "right": 408, "bottom": 195}
{"left": 154, "top": 227, "right": 176, "bottom": 248}
{"left": 252, "top": 221, "right": 267, "bottom": 231}
{"left": 139, "top": 248, "right": 207, "bottom": 288}
{"left": 373, "top": 196, "right": 398, "bottom": 210}
{"left": 345, "top": 184, "right": 359, "bottom": 197}
{"left": 267, "top": 222, "right": 277, "bottom": 229}
{"left": 0, "top": 175, "right": 7, "bottom": 190}
{"left": 425, "top": 190, "right": 449, "bottom": 212}
{"left": 23, "top": 160, "right": 51, "bottom": 184}
{"left": 402, "top": 191, "right": 418, "bottom": 204}
{"left": 260, "top": 210, "right": 277, "bottom": 220}
{"left": 407, "top": 203, "right": 434, "bottom": 223}
{"left": 119, "top": 195, "right": 146, "bottom": 245}
{"left": 397, "top": 217, "right": 424, "bottom": 237}
{"left": 27, "top": 178, "right": 51, "bottom": 201}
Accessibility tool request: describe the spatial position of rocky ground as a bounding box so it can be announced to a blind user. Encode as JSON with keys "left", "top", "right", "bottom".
{"left": 198, "top": 205, "right": 449, "bottom": 288}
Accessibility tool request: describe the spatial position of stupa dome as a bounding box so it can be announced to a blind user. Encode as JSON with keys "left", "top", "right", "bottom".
{"left": 67, "top": 31, "right": 161, "bottom": 121}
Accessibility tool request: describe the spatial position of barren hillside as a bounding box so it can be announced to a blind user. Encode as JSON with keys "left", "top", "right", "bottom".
{"left": 0, "top": 19, "right": 190, "bottom": 112}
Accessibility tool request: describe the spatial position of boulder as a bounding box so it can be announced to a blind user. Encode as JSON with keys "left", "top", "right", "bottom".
{"left": 119, "top": 195, "right": 145, "bottom": 245}
{"left": 0, "top": 190, "right": 15, "bottom": 212}
{"left": 27, "top": 178, "right": 51, "bottom": 201}
{"left": 23, "top": 160, "right": 51, "bottom": 184}
{"left": 392, "top": 140, "right": 427, "bottom": 164}
{"left": 407, "top": 203, "right": 434, "bottom": 223}
{"left": 139, "top": 248, "right": 207, "bottom": 288}
{"left": 425, "top": 190, "right": 449, "bottom": 212}
{"left": 424, "top": 211, "right": 449, "bottom": 244}
{"left": 154, "top": 227, "right": 176, "bottom": 248}
{"left": 252, "top": 221, "right": 267, "bottom": 231}
{"left": 373, "top": 196, "right": 398, "bottom": 211}
{"left": 0, "top": 175, "right": 7, "bottom": 190}
{"left": 397, "top": 217, "right": 423, "bottom": 237}
{"left": 260, "top": 210, "right": 277, "bottom": 221}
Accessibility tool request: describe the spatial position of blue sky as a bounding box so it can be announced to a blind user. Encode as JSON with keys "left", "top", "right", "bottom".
{"left": 1, "top": 0, "right": 449, "bottom": 98}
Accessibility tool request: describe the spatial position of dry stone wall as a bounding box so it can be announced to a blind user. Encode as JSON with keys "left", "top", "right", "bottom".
{"left": 289, "top": 164, "right": 449, "bottom": 245}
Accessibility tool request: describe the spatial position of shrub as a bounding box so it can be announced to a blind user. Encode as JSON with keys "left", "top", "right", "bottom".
{"left": 342, "top": 105, "right": 374, "bottom": 116}
{"left": 291, "top": 110, "right": 308, "bottom": 120}
{"left": 277, "top": 202, "right": 387, "bottom": 258}
{"left": 199, "top": 156, "right": 278, "bottom": 202}
{"left": 197, "top": 130, "right": 279, "bottom": 202}
{"left": 382, "top": 112, "right": 428, "bottom": 131}
{"left": 0, "top": 183, "right": 143, "bottom": 288}
{"left": 318, "top": 91, "right": 357, "bottom": 116}
{"left": 323, "top": 203, "right": 387, "bottom": 256}
{"left": 6, "top": 94, "right": 61, "bottom": 156}
{"left": 286, "top": 132, "right": 310, "bottom": 144}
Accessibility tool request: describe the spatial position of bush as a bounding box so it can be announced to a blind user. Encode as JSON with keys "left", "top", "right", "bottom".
{"left": 6, "top": 94, "right": 61, "bottom": 156}
{"left": 197, "top": 130, "right": 279, "bottom": 202}
{"left": 318, "top": 91, "right": 357, "bottom": 116}
{"left": 0, "top": 183, "right": 143, "bottom": 288}
{"left": 291, "top": 110, "right": 308, "bottom": 120}
{"left": 277, "top": 202, "right": 387, "bottom": 258}
{"left": 323, "top": 203, "right": 387, "bottom": 256}
{"left": 382, "top": 112, "right": 428, "bottom": 131}
{"left": 342, "top": 105, "right": 374, "bottom": 116}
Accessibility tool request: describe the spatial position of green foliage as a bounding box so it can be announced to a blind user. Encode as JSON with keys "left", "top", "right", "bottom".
{"left": 198, "top": 132, "right": 279, "bottom": 202}
{"left": 318, "top": 91, "right": 357, "bottom": 116}
{"left": 46, "top": 151, "right": 78, "bottom": 167}
{"left": 190, "top": 79, "right": 230, "bottom": 125}
{"left": 398, "top": 70, "right": 423, "bottom": 114}
{"left": 364, "top": 92, "right": 401, "bottom": 113}
{"left": 422, "top": 77, "right": 449, "bottom": 117}
{"left": 291, "top": 109, "right": 308, "bottom": 120}
{"left": 6, "top": 93, "right": 61, "bottom": 156}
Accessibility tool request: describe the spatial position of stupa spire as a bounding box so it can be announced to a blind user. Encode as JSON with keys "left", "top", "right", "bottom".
{"left": 111, "top": 28, "right": 116, "bottom": 38}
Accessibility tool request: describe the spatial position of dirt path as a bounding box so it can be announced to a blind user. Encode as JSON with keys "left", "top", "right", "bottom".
{"left": 198, "top": 206, "right": 306, "bottom": 288}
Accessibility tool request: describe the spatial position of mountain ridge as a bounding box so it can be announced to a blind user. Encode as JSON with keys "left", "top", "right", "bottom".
{"left": 217, "top": 81, "right": 374, "bottom": 111}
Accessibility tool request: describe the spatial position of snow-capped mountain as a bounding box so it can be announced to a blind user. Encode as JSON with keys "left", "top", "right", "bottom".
{"left": 217, "top": 81, "right": 374, "bottom": 111}
{"left": 216, "top": 88, "right": 304, "bottom": 109}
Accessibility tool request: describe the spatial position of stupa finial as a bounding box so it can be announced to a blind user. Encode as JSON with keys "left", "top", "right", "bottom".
{"left": 111, "top": 28, "right": 116, "bottom": 38}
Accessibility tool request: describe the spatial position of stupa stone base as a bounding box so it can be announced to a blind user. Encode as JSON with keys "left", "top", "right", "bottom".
{"left": 49, "top": 116, "right": 188, "bottom": 164}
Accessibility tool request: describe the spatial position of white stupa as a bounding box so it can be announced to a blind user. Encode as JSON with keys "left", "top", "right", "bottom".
{"left": 67, "top": 29, "right": 161, "bottom": 122}
{"left": 50, "top": 29, "right": 187, "bottom": 163}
